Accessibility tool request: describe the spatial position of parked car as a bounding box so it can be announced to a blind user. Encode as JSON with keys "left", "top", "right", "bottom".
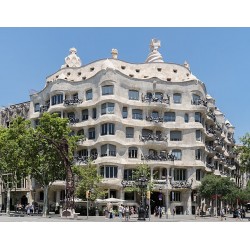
{"left": 233, "top": 209, "right": 246, "bottom": 218}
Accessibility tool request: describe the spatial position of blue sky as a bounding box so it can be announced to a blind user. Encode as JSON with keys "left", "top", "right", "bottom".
{"left": 0, "top": 28, "right": 249, "bottom": 142}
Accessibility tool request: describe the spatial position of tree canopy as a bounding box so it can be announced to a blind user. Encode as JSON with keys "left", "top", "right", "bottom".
{"left": 198, "top": 174, "right": 240, "bottom": 203}
{"left": 73, "top": 160, "right": 105, "bottom": 201}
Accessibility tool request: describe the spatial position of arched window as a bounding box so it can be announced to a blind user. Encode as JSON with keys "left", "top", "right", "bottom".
{"left": 128, "top": 147, "right": 138, "bottom": 158}
{"left": 101, "top": 144, "right": 116, "bottom": 157}
{"left": 102, "top": 85, "right": 114, "bottom": 95}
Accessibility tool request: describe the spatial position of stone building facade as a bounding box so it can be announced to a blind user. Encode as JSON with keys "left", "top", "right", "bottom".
{"left": 0, "top": 39, "right": 242, "bottom": 214}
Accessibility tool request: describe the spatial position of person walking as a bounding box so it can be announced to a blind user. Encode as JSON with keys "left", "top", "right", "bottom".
{"left": 125, "top": 206, "right": 130, "bottom": 221}
{"left": 158, "top": 206, "right": 162, "bottom": 218}
{"left": 118, "top": 204, "right": 123, "bottom": 219}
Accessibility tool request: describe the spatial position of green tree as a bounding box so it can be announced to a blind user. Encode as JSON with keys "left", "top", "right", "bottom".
{"left": 73, "top": 160, "right": 106, "bottom": 201}
{"left": 198, "top": 174, "right": 237, "bottom": 203}
{"left": 236, "top": 133, "right": 250, "bottom": 172}
{"left": 28, "top": 113, "right": 80, "bottom": 217}
{"left": 0, "top": 117, "right": 32, "bottom": 214}
{"left": 123, "top": 164, "right": 152, "bottom": 194}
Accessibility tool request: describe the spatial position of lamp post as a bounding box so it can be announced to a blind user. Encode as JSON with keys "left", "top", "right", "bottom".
{"left": 136, "top": 174, "right": 148, "bottom": 221}
{"left": 166, "top": 176, "right": 172, "bottom": 219}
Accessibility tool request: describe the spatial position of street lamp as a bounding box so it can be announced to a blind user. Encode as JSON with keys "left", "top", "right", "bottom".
{"left": 166, "top": 176, "right": 172, "bottom": 219}
{"left": 135, "top": 174, "right": 148, "bottom": 221}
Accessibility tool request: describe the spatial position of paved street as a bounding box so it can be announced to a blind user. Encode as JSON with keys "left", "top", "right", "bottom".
{"left": 0, "top": 212, "right": 249, "bottom": 222}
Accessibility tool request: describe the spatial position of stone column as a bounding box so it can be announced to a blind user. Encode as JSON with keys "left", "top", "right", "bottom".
{"left": 187, "top": 189, "right": 192, "bottom": 215}
{"left": 150, "top": 168, "right": 153, "bottom": 182}
{"left": 56, "top": 190, "right": 61, "bottom": 207}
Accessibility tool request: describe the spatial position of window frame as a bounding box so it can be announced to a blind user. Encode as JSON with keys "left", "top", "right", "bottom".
{"left": 164, "top": 112, "right": 176, "bottom": 122}
{"left": 86, "top": 89, "right": 93, "bottom": 100}
{"left": 173, "top": 93, "right": 182, "bottom": 104}
{"left": 102, "top": 85, "right": 114, "bottom": 95}
{"left": 128, "top": 90, "right": 139, "bottom": 100}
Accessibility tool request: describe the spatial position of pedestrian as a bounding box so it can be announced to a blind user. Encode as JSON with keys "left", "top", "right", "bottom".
{"left": 125, "top": 206, "right": 129, "bottom": 221}
{"left": 220, "top": 208, "right": 224, "bottom": 221}
{"left": 109, "top": 207, "right": 113, "bottom": 219}
{"left": 26, "top": 203, "right": 30, "bottom": 216}
{"left": 173, "top": 208, "right": 176, "bottom": 217}
{"left": 118, "top": 204, "right": 123, "bottom": 219}
{"left": 158, "top": 206, "right": 162, "bottom": 218}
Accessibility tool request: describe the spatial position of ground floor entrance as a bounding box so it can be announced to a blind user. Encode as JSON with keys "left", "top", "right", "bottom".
{"left": 150, "top": 191, "right": 164, "bottom": 214}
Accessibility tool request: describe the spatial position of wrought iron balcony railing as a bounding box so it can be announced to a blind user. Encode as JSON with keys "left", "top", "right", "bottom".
{"left": 146, "top": 116, "right": 163, "bottom": 123}
{"left": 74, "top": 154, "right": 98, "bottom": 164}
{"left": 40, "top": 105, "right": 49, "bottom": 113}
{"left": 206, "top": 128, "right": 216, "bottom": 135}
{"left": 205, "top": 145, "right": 216, "bottom": 152}
{"left": 141, "top": 94, "right": 170, "bottom": 104}
{"left": 121, "top": 180, "right": 136, "bottom": 187}
{"left": 207, "top": 111, "right": 216, "bottom": 122}
{"left": 206, "top": 163, "right": 215, "bottom": 169}
{"left": 227, "top": 136, "right": 236, "bottom": 144}
{"left": 191, "top": 99, "right": 207, "bottom": 107}
{"left": 69, "top": 117, "right": 80, "bottom": 124}
{"left": 170, "top": 179, "right": 193, "bottom": 189}
{"left": 64, "top": 98, "right": 83, "bottom": 106}
{"left": 141, "top": 153, "right": 176, "bottom": 161}
{"left": 139, "top": 134, "right": 168, "bottom": 142}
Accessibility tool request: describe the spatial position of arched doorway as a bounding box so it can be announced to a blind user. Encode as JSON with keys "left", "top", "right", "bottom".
{"left": 150, "top": 192, "right": 164, "bottom": 214}
{"left": 21, "top": 195, "right": 28, "bottom": 208}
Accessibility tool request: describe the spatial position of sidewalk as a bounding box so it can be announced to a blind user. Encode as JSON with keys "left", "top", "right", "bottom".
{"left": 0, "top": 212, "right": 249, "bottom": 222}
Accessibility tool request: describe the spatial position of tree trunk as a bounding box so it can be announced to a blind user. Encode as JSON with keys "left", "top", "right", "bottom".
{"left": 42, "top": 184, "right": 49, "bottom": 217}
{"left": 6, "top": 188, "right": 11, "bottom": 215}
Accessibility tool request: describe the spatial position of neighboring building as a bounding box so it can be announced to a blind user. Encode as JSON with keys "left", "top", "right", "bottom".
{"left": 0, "top": 39, "right": 239, "bottom": 215}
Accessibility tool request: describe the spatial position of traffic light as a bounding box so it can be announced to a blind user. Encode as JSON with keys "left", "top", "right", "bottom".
{"left": 86, "top": 190, "right": 90, "bottom": 199}
{"left": 147, "top": 191, "right": 150, "bottom": 199}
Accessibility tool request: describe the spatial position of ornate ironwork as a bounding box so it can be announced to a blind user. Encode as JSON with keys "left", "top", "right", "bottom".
{"left": 170, "top": 178, "right": 193, "bottom": 189}
{"left": 74, "top": 154, "right": 98, "bottom": 164}
{"left": 40, "top": 105, "right": 49, "bottom": 113}
{"left": 153, "top": 179, "right": 167, "bottom": 185}
{"left": 141, "top": 94, "right": 170, "bottom": 104}
{"left": 69, "top": 117, "right": 80, "bottom": 125}
{"left": 191, "top": 99, "right": 207, "bottom": 107}
{"left": 206, "top": 127, "right": 216, "bottom": 135}
{"left": 146, "top": 115, "right": 163, "bottom": 123}
{"left": 121, "top": 180, "right": 135, "bottom": 187}
{"left": 141, "top": 153, "right": 175, "bottom": 161}
{"left": 207, "top": 110, "right": 216, "bottom": 121}
{"left": 64, "top": 98, "right": 83, "bottom": 106}
{"left": 139, "top": 134, "right": 168, "bottom": 142}
{"left": 206, "top": 163, "right": 215, "bottom": 169}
